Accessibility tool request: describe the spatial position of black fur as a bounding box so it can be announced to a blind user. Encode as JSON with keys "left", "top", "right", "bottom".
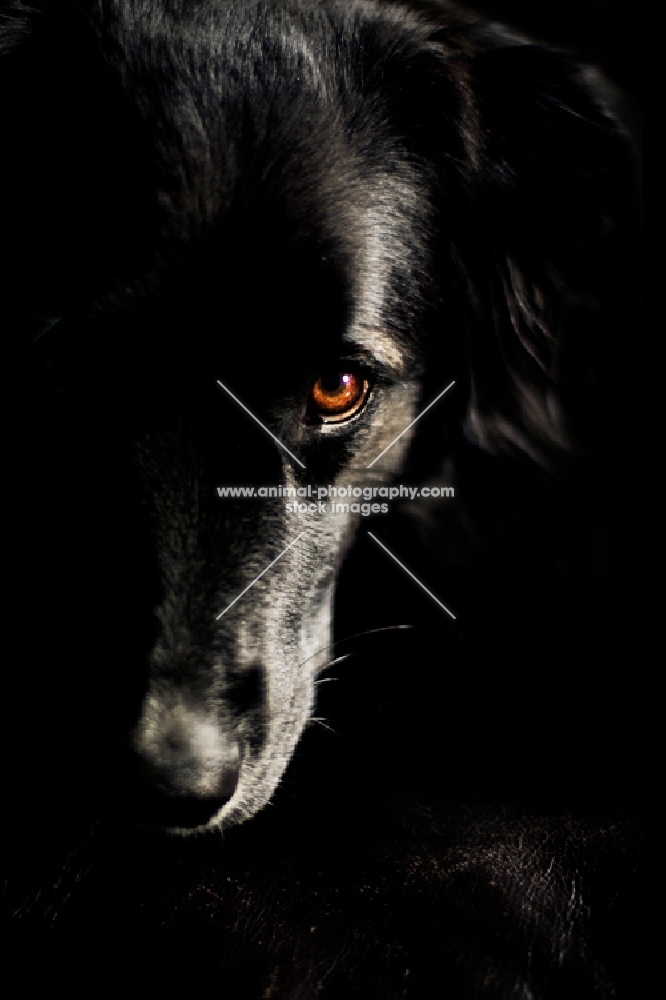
{"left": 2, "top": 1, "right": 640, "bottom": 996}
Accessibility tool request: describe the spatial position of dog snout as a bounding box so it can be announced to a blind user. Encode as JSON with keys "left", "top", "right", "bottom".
{"left": 130, "top": 701, "right": 241, "bottom": 830}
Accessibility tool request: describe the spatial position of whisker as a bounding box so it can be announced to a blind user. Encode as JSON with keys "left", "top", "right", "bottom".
{"left": 308, "top": 717, "right": 338, "bottom": 735}
{"left": 297, "top": 625, "right": 413, "bottom": 675}
{"left": 332, "top": 623, "right": 414, "bottom": 649}
{"left": 297, "top": 647, "right": 352, "bottom": 675}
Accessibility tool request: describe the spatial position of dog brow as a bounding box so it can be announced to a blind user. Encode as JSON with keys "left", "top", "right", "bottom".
{"left": 348, "top": 327, "right": 409, "bottom": 375}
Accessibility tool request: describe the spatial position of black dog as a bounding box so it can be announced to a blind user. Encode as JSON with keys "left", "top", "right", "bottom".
{"left": 3, "top": 2, "right": 642, "bottom": 996}
{"left": 2, "top": 0, "right": 635, "bottom": 836}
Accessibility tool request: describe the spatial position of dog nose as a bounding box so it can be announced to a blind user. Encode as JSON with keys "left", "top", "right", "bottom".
{"left": 129, "top": 709, "right": 242, "bottom": 830}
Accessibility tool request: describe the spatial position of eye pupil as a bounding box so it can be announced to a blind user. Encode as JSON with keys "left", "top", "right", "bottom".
{"left": 321, "top": 373, "right": 346, "bottom": 392}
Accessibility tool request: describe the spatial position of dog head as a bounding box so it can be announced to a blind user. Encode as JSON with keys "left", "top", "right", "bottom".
{"left": 2, "top": 0, "right": 633, "bottom": 833}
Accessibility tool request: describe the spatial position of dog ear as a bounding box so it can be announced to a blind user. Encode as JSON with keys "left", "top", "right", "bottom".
{"left": 442, "top": 40, "right": 637, "bottom": 466}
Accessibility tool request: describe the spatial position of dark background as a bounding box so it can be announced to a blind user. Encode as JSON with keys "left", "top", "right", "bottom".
{"left": 470, "top": 1, "right": 642, "bottom": 96}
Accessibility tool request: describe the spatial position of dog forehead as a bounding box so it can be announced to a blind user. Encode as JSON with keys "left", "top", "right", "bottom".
{"left": 109, "top": 0, "right": 421, "bottom": 189}
{"left": 113, "top": 0, "right": 359, "bottom": 139}
{"left": 106, "top": 6, "right": 371, "bottom": 237}
{"left": 94, "top": 4, "right": 430, "bottom": 340}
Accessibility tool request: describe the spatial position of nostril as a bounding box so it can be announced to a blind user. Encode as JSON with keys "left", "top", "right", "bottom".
{"left": 126, "top": 714, "right": 243, "bottom": 829}
{"left": 150, "top": 746, "right": 242, "bottom": 800}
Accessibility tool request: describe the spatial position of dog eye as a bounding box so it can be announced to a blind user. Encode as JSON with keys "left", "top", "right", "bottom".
{"left": 310, "top": 370, "right": 370, "bottom": 423}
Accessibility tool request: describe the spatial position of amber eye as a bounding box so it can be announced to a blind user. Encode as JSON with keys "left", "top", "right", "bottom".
{"left": 310, "top": 370, "right": 370, "bottom": 423}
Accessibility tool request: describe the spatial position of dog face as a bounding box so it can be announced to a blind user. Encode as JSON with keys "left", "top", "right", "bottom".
{"left": 2, "top": 0, "right": 630, "bottom": 834}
